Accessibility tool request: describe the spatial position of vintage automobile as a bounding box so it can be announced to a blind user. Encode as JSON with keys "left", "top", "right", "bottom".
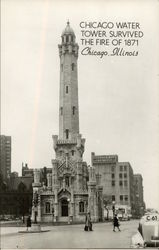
{"left": 131, "top": 212, "right": 159, "bottom": 248}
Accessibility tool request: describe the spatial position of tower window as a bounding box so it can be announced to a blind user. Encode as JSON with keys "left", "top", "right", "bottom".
{"left": 72, "top": 106, "right": 75, "bottom": 115}
{"left": 66, "top": 129, "right": 69, "bottom": 139}
{"left": 71, "top": 63, "right": 75, "bottom": 71}
{"left": 71, "top": 150, "right": 74, "bottom": 156}
{"left": 60, "top": 107, "right": 63, "bottom": 115}
{"left": 66, "top": 86, "right": 68, "bottom": 94}
{"left": 66, "top": 35, "right": 69, "bottom": 43}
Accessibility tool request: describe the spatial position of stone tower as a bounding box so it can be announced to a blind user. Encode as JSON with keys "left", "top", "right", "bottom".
{"left": 52, "top": 22, "right": 87, "bottom": 222}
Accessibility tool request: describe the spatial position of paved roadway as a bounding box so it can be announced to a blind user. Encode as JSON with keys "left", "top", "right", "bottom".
{"left": 1, "top": 220, "right": 139, "bottom": 249}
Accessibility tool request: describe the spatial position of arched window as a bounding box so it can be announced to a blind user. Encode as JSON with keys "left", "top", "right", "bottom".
{"left": 79, "top": 201, "right": 84, "bottom": 213}
{"left": 65, "top": 176, "right": 70, "bottom": 187}
{"left": 45, "top": 202, "right": 51, "bottom": 213}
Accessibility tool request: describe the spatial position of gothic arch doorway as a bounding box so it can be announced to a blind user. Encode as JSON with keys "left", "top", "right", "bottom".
{"left": 61, "top": 199, "right": 68, "bottom": 216}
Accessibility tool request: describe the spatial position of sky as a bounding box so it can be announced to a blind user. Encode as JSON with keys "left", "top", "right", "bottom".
{"left": 1, "top": 0, "right": 159, "bottom": 211}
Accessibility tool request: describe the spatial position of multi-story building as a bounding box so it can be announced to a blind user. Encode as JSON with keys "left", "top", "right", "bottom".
{"left": 0, "top": 175, "right": 33, "bottom": 218}
{"left": 31, "top": 22, "right": 102, "bottom": 223}
{"left": 0, "top": 135, "right": 11, "bottom": 180}
{"left": 91, "top": 152, "right": 135, "bottom": 214}
{"left": 134, "top": 174, "right": 145, "bottom": 217}
{"left": 22, "top": 163, "right": 34, "bottom": 177}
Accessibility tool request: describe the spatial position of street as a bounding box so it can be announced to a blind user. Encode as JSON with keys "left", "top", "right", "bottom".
{"left": 1, "top": 220, "right": 139, "bottom": 249}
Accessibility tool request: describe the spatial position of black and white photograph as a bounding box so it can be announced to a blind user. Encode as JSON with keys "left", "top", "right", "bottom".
{"left": 1, "top": 0, "right": 159, "bottom": 249}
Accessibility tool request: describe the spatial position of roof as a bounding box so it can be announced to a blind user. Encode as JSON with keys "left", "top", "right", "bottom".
{"left": 9, "top": 176, "right": 33, "bottom": 190}
{"left": 62, "top": 21, "right": 75, "bottom": 36}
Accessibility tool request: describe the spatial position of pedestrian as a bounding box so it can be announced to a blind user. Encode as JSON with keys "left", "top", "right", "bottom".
{"left": 84, "top": 212, "right": 93, "bottom": 231}
{"left": 26, "top": 215, "right": 31, "bottom": 231}
{"left": 113, "top": 214, "right": 121, "bottom": 232}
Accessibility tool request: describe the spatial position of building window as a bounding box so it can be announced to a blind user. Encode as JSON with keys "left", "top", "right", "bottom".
{"left": 79, "top": 201, "right": 84, "bottom": 213}
{"left": 66, "top": 129, "right": 69, "bottom": 139}
{"left": 66, "top": 86, "right": 68, "bottom": 94}
{"left": 119, "top": 180, "right": 123, "bottom": 186}
{"left": 124, "top": 173, "right": 127, "bottom": 178}
{"left": 120, "top": 195, "right": 123, "bottom": 201}
{"left": 112, "top": 180, "right": 115, "bottom": 186}
{"left": 65, "top": 176, "right": 70, "bottom": 187}
{"left": 60, "top": 107, "right": 63, "bottom": 115}
{"left": 119, "top": 173, "right": 122, "bottom": 178}
{"left": 112, "top": 173, "right": 115, "bottom": 179}
{"left": 71, "top": 63, "right": 75, "bottom": 71}
{"left": 45, "top": 202, "right": 51, "bottom": 213}
{"left": 112, "top": 195, "right": 115, "bottom": 201}
{"left": 125, "top": 195, "right": 128, "bottom": 201}
{"left": 72, "top": 106, "right": 75, "bottom": 115}
{"left": 111, "top": 166, "right": 115, "bottom": 172}
{"left": 120, "top": 165, "right": 123, "bottom": 171}
{"left": 124, "top": 180, "right": 128, "bottom": 186}
{"left": 124, "top": 165, "right": 127, "bottom": 171}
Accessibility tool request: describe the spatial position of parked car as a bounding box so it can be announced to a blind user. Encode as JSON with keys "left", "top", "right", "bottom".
{"left": 131, "top": 212, "right": 159, "bottom": 248}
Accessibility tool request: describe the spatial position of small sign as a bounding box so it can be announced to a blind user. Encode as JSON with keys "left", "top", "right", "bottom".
{"left": 145, "top": 214, "right": 159, "bottom": 222}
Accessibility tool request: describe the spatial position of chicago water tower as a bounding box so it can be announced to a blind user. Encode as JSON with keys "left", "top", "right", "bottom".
{"left": 32, "top": 22, "right": 103, "bottom": 223}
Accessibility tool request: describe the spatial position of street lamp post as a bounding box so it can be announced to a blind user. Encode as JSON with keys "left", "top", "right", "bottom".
{"left": 112, "top": 201, "right": 115, "bottom": 217}
{"left": 67, "top": 198, "right": 70, "bottom": 224}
